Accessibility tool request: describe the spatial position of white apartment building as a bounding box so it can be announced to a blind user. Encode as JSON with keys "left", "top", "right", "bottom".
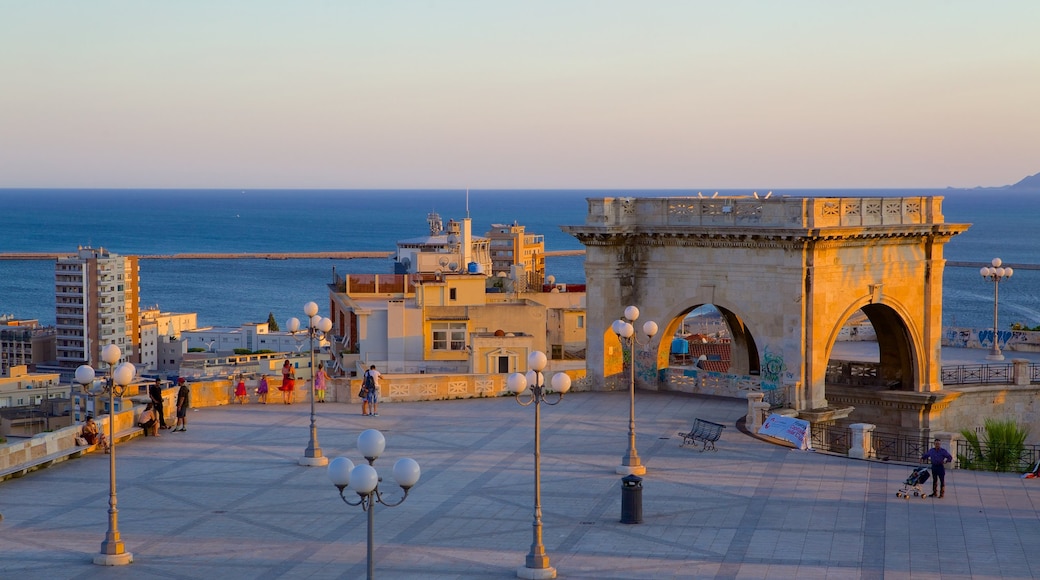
{"left": 182, "top": 322, "right": 322, "bottom": 355}
{"left": 139, "top": 308, "right": 198, "bottom": 371}
{"left": 54, "top": 246, "right": 139, "bottom": 369}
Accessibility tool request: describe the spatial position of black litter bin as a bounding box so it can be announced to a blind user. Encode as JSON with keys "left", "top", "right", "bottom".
{"left": 620, "top": 474, "right": 643, "bottom": 524}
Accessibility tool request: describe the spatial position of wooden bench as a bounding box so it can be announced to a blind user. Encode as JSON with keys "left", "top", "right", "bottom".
{"left": 678, "top": 418, "right": 726, "bottom": 452}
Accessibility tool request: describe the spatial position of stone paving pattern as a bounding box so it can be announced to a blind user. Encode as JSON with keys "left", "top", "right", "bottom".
{"left": 2, "top": 390, "right": 1039, "bottom": 579}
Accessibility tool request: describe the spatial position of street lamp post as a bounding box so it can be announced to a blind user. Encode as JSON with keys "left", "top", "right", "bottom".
{"left": 288, "top": 301, "right": 334, "bottom": 467}
{"left": 611, "top": 306, "right": 658, "bottom": 476}
{"left": 980, "top": 258, "right": 1014, "bottom": 361}
{"left": 505, "top": 351, "right": 572, "bottom": 580}
{"left": 328, "top": 429, "right": 421, "bottom": 580}
{"left": 74, "top": 343, "right": 136, "bottom": 566}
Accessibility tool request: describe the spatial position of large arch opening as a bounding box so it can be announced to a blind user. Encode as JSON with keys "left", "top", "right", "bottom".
{"left": 663, "top": 304, "right": 760, "bottom": 376}
{"left": 827, "top": 304, "right": 916, "bottom": 392}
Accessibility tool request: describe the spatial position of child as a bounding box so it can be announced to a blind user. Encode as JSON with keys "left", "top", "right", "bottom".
{"left": 235, "top": 375, "right": 248, "bottom": 404}
{"left": 256, "top": 375, "right": 269, "bottom": 404}
{"left": 314, "top": 363, "right": 329, "bottom": 403}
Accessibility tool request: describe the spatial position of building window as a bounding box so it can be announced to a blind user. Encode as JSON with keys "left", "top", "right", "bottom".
{"left": 577, "top": 315, "right": 584, "bottom": 328}
{"left": 449, "top": 288, "right": 457, "bottom": 301}
{"left": 432, "top": 322, "right": 467, "bottom": 351}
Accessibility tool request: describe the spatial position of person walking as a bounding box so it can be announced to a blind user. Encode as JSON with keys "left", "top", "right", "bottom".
{"left": 361, "top": 365, "right": 381, "bottom": 416}
{"left": 314, "top": 363, "right": 329, "bottom": 403}
{"left": 173, "top": 378, "right": 190, "bottom": 432}
{"left": 922, "top": 438, "right": 953, "bottom": 498}
{"left": 149, "top": 378, "right": 170, "bottom": 430}
{"left": 281, "top": 359, "right": 296, "bottom": 404}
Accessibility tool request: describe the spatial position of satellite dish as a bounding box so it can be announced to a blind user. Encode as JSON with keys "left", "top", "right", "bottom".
{"left": 546, "top": 275, "right": 556, "bottom": 285}
{"left": 448, "top": 262, "right": 458, "bottom": 271}
{"left": 439, "top": 257, "right": 450, "bottom": 267}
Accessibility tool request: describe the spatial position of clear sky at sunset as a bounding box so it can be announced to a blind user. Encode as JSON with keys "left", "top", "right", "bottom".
{"left": 1, "top": 1, "right": 1037, "bottom": 190}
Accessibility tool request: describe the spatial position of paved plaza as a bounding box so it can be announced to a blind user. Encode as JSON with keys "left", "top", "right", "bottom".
{"left": 2, "top": 388, "right": 1040, "bottom": 579}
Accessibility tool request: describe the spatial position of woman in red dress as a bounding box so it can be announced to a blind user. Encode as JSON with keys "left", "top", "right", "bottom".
{"left": 280, "top": 359, "right": 295, "bottom": 404}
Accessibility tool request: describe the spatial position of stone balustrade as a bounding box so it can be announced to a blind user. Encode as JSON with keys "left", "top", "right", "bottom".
{"left": 584, "top": 196, "right": 945, "bottom": 229}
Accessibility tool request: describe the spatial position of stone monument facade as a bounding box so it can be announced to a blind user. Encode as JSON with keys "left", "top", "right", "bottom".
{"left": 564, "top": 195, "right": 967, "bottom": 420}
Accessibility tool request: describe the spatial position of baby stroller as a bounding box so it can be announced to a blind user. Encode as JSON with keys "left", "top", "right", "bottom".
{"left": 896, "top": 466, "right": 931, "bottom": 499}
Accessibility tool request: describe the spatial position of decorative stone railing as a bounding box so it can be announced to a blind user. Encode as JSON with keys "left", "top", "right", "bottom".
{"left": 583, "top": 196, "right": 946, "bottom": 229}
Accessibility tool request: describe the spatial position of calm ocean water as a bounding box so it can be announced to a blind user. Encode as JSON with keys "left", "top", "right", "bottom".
{"left": 2, "top": 188, "right": 1039, "bottom": 331}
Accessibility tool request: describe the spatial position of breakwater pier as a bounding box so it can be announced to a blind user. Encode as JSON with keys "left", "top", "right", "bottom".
{"left": 0, "top": 249, "right": 586, "bottom": 260}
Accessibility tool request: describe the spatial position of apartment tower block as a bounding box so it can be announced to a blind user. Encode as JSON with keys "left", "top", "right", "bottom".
{"left": 54, "top": 246, "right": 139, "bottom": 368}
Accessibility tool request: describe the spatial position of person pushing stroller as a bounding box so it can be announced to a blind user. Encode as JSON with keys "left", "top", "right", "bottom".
{"left": 921, "top": 438, "right": 952, "bottom": 498}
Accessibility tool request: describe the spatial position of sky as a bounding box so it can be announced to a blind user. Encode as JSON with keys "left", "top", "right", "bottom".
{"left": 1, "top": 1, "right": 1038, "bottom": 190}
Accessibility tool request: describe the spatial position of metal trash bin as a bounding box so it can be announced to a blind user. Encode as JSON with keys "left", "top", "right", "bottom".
{"left": 620, "top": 474, "right": 643, "bottom": 524}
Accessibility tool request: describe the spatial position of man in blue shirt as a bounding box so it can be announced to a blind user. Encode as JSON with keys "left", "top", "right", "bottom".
{"left": 922, "top": 438, "right": 953, "bottom": 498}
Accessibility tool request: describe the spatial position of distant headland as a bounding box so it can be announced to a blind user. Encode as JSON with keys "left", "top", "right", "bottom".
{"left": 953, "top": 171, "right": 1040, "bottom": 191}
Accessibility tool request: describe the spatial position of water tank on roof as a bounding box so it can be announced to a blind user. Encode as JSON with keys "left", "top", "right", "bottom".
{"left": 671, "top": 337, "right": 689, "bottom": 355}
{"left": 468, "top": 262, "right": 479, "bottom": 273}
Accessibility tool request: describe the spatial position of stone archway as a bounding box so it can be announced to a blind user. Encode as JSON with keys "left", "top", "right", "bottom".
{"left": 565, "top": 195, "right": 967, "bottom": 421}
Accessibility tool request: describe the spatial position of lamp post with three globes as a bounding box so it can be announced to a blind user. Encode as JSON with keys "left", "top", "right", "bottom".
{"left": 611, "top": 306, "right": 658, "bottom": 476}
{"left": 287, "top": 301, "right": 334, "bottom": 466}
{"left": 328, "top": 429, "right": 421, "bottom": 580}
{"left": 506, "top": 350, "right": 572, "bottom": 580}
{"left": 980, "top": 258, "right": 1013, "bottom": 361}
{"left": 74, "top": 343, "right": 137, "bottom": 566}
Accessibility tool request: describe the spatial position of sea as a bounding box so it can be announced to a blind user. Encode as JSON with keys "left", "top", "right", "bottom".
{"left": 2, "top": 188, "right": 1039, "bottom": 332}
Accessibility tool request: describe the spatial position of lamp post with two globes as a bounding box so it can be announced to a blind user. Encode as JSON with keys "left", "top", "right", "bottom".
{"left": 980, "top": 258, "right": 1014, "bottom": 361}
{"left": 287, "top": 301, "right": 334, "bottom": 467}
{"left": 328, "top": 429, "right": 421, "bottom": 580}
{"left": 506, "top": 351, "right": 572, "bottom": 580}
{"left": 611, "top": 306, "right": 658, "bottom": 476}
{"left": 74, "top": 343, "right": 137, "bottom": 566}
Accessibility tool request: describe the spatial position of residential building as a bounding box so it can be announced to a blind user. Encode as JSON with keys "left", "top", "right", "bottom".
{"left": 327, "top": 271, "right": 585, "bottom": 376}
{"left": 54, "top": 246, "right": 139, "bottom": 369}
{"left": 486, "top": 221, "right": 545, "bottom": 290}
{"left": 393, "top": 212, "right": 492, "bottom": 276}
{"left": 139, "top": 307, "right": 198, "bottom": 371}
{"left": 330, "top": 214, "right": 583, "bottom": 378}
{"left": 182, "top": 322, "right": 321, "bottom": 356}
{"left": 0, "top": 317, "right": 56, "bottom": 375}
{"left": 0, "top": 365, "right": 72, "bottom": 437}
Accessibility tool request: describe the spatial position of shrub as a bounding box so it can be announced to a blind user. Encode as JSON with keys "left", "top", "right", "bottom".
{"left": 959, "top": 418, "right": 1030, "bottom": 472}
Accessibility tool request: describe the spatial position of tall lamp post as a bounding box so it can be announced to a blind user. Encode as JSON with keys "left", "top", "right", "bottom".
{"left": 74, "top": 343, "right": 136, "bottom": 566}
{"left": 611, "top": 306, "right": 658, "bottom": 476}
{"left": 328, "top": 429, "right": 421, "bottom": 580}
{"left": 288, "top": 301, "right": 334, "bottom": 467}
{"left": 980, "top": 258, "right": 1013, "bottom": 361}
{"left": 506, "top": 351, "right": 572, "bottom": 580}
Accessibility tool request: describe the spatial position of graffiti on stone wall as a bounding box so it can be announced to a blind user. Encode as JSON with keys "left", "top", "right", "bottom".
{"left": 761, "top": 347, "right": 787, "bottom": 392}
{"left": 942, "top": 326, "right": 1040, "bottom": 350}
{"left": 634, "top": 347, "right": 658, "bottom": 384}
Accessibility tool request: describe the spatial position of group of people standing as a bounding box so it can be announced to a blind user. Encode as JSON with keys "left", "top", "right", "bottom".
{"left": 84, "top": 377, "right": 190, "bottom": 449}
{"left": 137, "top": 377, "right": 191, "bottom": 436}
{"left": 276, "top": 359, "right": 331, "bottom": 404}
{"left": 231, "top": 360, "right": 332, "bottom": 406}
